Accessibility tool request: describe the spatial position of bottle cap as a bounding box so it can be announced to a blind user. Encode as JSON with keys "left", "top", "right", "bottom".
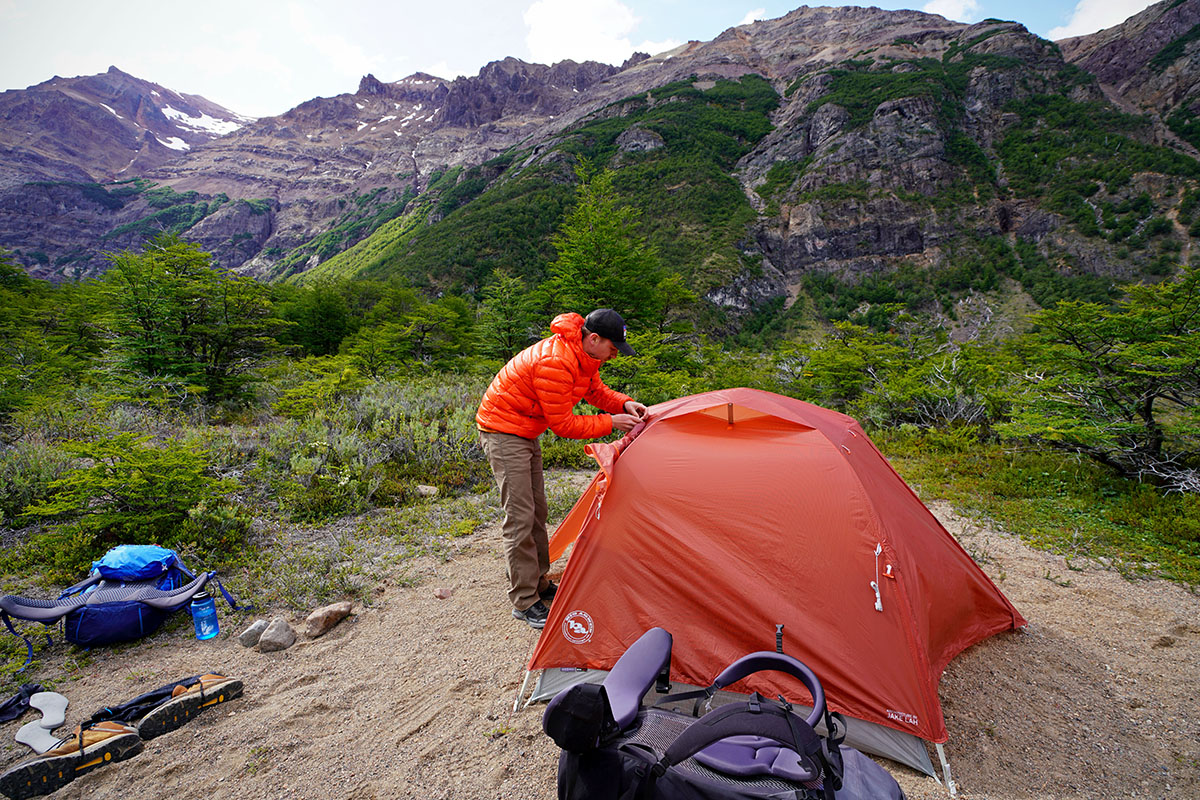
{"left": 192, "top": 591, "right": 212, "bottom": 601}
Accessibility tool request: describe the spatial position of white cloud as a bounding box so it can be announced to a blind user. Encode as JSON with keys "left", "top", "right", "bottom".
{"left": 286, "top": 4, "right": 376, "bottom": 80}
{"left": 421, "top": 60, "right": 476, "bottom": 81}
{"left": 738, "top": 8, "right": 766, "bottom": 26}
{"left": 524, "top": 0, "right": 643, "bottom": 65}
{"left": 921, "top": 0, "right": 982, "bottom": 23}
{"left": 1048, "top": 0, "right": 1156, "bottom": 39}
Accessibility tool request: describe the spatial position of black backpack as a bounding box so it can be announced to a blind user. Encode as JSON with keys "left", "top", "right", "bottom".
{"left": 542, "top": 627, "right": 906, "bottom": 800}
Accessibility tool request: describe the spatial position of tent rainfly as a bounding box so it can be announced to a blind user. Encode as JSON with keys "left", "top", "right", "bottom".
{"left": 523, "top": 388, "right": 1026, "bottom": 781}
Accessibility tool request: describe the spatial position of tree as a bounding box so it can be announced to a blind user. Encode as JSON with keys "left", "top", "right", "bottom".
{"left": 1003, "top": 267, "right": 1200, "bottom": 492}
{"left": 275, "top": 282, "right": 352, "bottom": 356}
{"left": 477, "top": 269, "right": 537, "bottom": 360}
{"left": 0, "top": 251, "right": 103, "bottom": 425}
{"left": 104, "top": 234, "right": 281, "bottom": 402}
{"left": 539, "top": 163, "right": 662, "bottom": 323}
{"left": 343, "top": 295, "right": 475, "bottom": 376}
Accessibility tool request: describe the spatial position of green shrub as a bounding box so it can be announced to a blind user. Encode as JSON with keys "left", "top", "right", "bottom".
{"left": 20, "top": 432, "right": 236, "bottom": 574}
{"left": 0, "top": 439, "right": 72, "bottom": 526}
{"left": 272, "top": 361, "right": 368, "bottom": 419}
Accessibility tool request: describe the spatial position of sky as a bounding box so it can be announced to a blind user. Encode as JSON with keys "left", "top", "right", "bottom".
{"left": 0, "top": 0, "right": 1162, "bottom": 119}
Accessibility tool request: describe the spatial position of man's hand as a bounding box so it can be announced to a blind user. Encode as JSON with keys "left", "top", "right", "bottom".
{"left": 612, "top": 413, "right": 641, "bottom": 432}
{"left": 623, "top": 400, "right": 648, "bottom": 419}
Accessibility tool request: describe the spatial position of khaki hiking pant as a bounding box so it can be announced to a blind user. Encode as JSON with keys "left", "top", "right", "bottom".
{"left": 479, "top": 431, "right": 551, "bottom": 611}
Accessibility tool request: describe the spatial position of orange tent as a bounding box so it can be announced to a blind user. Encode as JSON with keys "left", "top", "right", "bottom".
{"left": 526, "top": 388, "right": 1024, "bottom": 772}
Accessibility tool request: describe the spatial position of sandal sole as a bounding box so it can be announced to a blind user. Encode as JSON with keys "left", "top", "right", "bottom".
{"left": 137, "top": 678, "right": 243, "bottom": 740}
{"left": 0, "top": 732, "right": 142, "bottom": 800}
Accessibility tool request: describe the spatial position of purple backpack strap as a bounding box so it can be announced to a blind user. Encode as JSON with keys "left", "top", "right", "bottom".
{"left": 604, "top": 627, "right": 672, "bottom": 729}
{"left": 710, "top": 651, "right": 825, "bottom": 728}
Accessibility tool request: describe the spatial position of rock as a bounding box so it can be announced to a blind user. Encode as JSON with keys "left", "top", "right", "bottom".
{"left": 238, "top": 619, "right": 270, "bottom": 647}
{"left": 258, "top": 617, "right": 297, "bottom": 652}
{"left": 433, "top": 587, "right": 454, "bottom": 600}
{"left": 304, "top": 601, "right": 354, "bottom": 638}
{"left": 416, "top": 484, "right": 438, "bottom": 498}
{"left": 615, "top": 126, "right": 664, "bottom": 153}
{"left": 357, "top": 74, "right": 388, "bottom": 95}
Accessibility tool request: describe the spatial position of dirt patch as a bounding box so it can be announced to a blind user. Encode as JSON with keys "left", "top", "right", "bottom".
{"left": 0, "top": 484, "right": 1197, "bottom": 800}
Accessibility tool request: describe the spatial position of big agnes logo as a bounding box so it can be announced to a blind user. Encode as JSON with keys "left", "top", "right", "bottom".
{"left": 562, "top": 610, "right": 594, "bottom": 644}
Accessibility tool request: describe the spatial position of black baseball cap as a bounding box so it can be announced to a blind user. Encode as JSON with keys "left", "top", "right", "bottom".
{"left": 584, "top": 308, "right": 636, "bottom": 356}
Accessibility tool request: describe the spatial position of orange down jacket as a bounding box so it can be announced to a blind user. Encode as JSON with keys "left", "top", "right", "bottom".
{"left": 476, "top": 312, "right": 631, "bottom": 440}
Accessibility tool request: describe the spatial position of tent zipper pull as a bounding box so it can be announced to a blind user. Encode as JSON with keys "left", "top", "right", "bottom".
{"left": 872, "top": 544, "right": 884, "bottom": 612}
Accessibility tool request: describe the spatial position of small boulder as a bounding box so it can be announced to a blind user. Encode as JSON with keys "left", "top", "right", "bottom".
{"left": 238, "top": 619, "right": 270, "bottom": 647}
{"left": 416, "top": 484, "right": 438, "bottom": 498}
{"left": 304, "top": 601, "right": 354, "bottom": 638}
{"left": 258, "top": 617, "right": 297, "bottom": 652}
{"left": 433, "top": 587, "right": 454, "bottom": 600}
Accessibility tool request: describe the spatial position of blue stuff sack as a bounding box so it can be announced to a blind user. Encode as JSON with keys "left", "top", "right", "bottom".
{"left": 90, "top": 545, "right": 178, "bottom": 583}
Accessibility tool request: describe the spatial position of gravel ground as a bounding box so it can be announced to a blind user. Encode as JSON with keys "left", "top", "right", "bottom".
{"left": 0, "top": 479, "right": 1196, "bottom": 800}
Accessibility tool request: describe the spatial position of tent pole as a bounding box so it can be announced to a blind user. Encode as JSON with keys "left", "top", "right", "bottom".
{"left": 513, "top": 670, "right": 532, "bottom": 713}
{"left": 935, "top": 743, "right": 957, "bottom": 797}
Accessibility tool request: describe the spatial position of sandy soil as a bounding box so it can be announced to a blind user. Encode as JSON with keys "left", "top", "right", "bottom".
{"left": 1, "top": 474, "right": 1197, "bottom": 800}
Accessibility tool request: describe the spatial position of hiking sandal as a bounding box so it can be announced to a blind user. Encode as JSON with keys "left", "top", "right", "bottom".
{"left": 136, "top": 674, "right": 243, "bottom": 740}
{"left": 0, "top": 721, "right": 142, "bottom": 800}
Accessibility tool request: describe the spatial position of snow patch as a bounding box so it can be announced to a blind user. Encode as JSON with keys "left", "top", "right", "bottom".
{"left": 156, "top": 136, "right": 190, "bottom": 151}
{"left": 356, "top": 102, "right": 364, "bottom": 109}
{"left": 100, "top": 103, "right": 122, "bottom": 119}
{"left": 160, "top": 106, "right": 243, "bottom": 135}
{"left": 357, "top": 121, "right": 368, "bottom": 131}
{"left": 379, "top": 115, "right": 397, "bottom": 122}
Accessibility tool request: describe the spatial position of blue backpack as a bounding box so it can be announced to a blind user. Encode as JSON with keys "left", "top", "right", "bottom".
{"left": 0, "top": 545, "right": 244, "bottom": 669}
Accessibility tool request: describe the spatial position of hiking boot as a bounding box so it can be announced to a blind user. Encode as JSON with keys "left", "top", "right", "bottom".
{"left": 136, "top": 674, "right": 243, "bottom": 740}
{"left": 0, "top": 721, "right": 141, "bottom": 800}
{"left": 540, "top": 581, "right": 558, "bottom": 606}
{"left": 512, "top": 600, "right": 550, "bottom": 629}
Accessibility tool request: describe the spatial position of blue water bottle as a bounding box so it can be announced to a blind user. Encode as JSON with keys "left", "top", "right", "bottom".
{"left": 190, "top": 591, "right": 219, "bottom": 640}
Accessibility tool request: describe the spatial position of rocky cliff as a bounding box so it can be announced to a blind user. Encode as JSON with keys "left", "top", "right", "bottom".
{"left": 1061, "top": 0, "right": 1200, "bottom": 152}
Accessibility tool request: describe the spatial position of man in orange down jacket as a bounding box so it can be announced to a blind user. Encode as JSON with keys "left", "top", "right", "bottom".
{"left": 477, "top": 308, "right": 647, "bottom": 629}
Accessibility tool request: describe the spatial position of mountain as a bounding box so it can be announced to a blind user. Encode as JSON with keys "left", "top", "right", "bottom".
{"left": 2, "top": 2, "right": 1199, "bottom": 331}
{"left": 0, "top": 65, "right": 250, "bottom": 187}
{"left": 1061, "top": 0, "right": 1200, "bottom": 152}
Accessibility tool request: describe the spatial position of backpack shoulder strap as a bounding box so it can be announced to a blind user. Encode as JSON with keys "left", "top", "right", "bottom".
{"left": 207, "top": 574, "right": 253, "bottom": 612}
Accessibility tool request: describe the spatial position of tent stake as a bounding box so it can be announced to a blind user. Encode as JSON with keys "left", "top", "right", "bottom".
{"left": 513, "top": 669, "right": 532, "bottom": 713}
{"left": 935, "top": 743, "right": 957, "bottom": 797}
